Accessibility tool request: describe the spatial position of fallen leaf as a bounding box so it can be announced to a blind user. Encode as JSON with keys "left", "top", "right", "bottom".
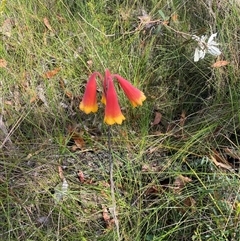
{"left": 173, "top": 175, "right": 192, "bottom": 193}
{"left": 58, "top": 166, "right": 64, "bottom": 180}
{"left": 179, "top": 110, "right": 186, "bottom": 127}
{"left": 72, "top": 134, "right": 84, "bottom": 150}
{"left": 223, "top": 148, "right": 240, "bottom": 160}
{"left": 162, "top": 20, "right": 169, "bottom": 25}
{"left": 183, "top": 196, "right": 196, "bottom": 207}
{"left": 211, "top": 60, "right": 229, "bottom": 68}
{"left": 102, "top": 206, "right": 111, "bottom": 222}
{"left": 141, "top": 163, "right": 161, "bottom": 172}
{"left": 144, "top": 185, "right": 162, "bottom": 195}
{"left": 43, "top": 67, "right": 61, "bottom": 79}
{"left": 210, "top": 154, "right": 234, "bottom": 172}
{"left": 67, "top": 125, "right": 85, "bottom": 151}
{"left": 171, "top": 13, "right": 178, "bottom": 22}
{"left": 152, "top": 111, "right": 162, "bottom": 126}
{"left": 4, "top": 100, "right": 12, "bottom": 106}
{"left": 59, "top": 79, "right": 73, "bottom": 99}
{"left": 0, "top": 59, "right": 7, "bottom": 68}
{"left": 179, "top": 196, "right": 196, "bottom": 213}
{"left": 65, "top": 90, "right": 73, "bottom": 99}
{"left": 102, "top": 205, "right": 115, "bottom": 229}
{"left": 77, "top": 170, "right": 85, "bottom": 183}
{"left": 43, "top": 17, "right": 54, "bottom": 32}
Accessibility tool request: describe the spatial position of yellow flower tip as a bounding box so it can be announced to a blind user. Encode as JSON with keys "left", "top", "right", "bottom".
{"left": 113, "top": 74, "right": 146, "bottom": 108}
{"left": 130, "top": 92, "right": 146, "bottom": 107}
{"left": 104, "top": 77, "right": 126, "bottom": 125}
{"left": 80, "top": 72, "right": 100, "bottom": 114}
{"left": 79, "top": 101, "right": 98, "bottom": 114}
{"left": 104, "top": 114, "right": 126, "bottom": 125}
{"left": 101, "top": 95, "right": 106, "bottom": 105}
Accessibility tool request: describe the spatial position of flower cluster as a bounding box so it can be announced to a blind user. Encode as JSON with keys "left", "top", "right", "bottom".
{"left": 193, "top": 33, "right": 221, "bottom": 62}
{"left": 79, "top": 69, "right": 146, "bottom": 125}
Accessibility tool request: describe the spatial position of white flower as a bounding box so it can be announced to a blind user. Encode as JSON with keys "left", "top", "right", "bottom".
{"left": 193, "top": 33, "right": 221, "bottom": 62}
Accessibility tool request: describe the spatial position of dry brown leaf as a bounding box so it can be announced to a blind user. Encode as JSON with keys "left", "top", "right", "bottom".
{"left": 0, "top": 59, "right": 7, "bottom": 68}
{"left": 141, "top": 163, "right": 161, "bottom": 172}
{"left": 58, "top": 166, "right": 64, "bottom": 180}
{"left": 183, "top": 196, "right": 196, "bottom": 207}
{"left": 102, "top": 206, "right": 111, "bottom": 222}
{"left": 59, "top": 79, "right": 73, "bottom": 99}
{"left": 65, "top": 90, "right": 73, "bottom": 99}
{"left": 43, "top": 17, "right": 54, "bottom": 32}
{"left": 179, "top": 197, "right": 196, "bottom": 214}
{"left": 171, "top": 13, "right": 178, "bottom": 22}
{"left": 67, "top": 125, "right": 85, "bottom": 151}
{"left": 213, "top": 149, "right": 227, "bottom": 163}
{"left": 43, "top": 67, "right": 61, "bottom": 79}
{"left": 173, "top": 175, "right": 192, "bottom": 193}
{"left": 210, "top": 154, "right": 234, "bottom": 172}
{"left": 4, "top": 100, "right": 12, "bottom": 106}
{"left": 162, "top": 20, "right": 169, "bottom": 25}
{"left": 223, "top": 147, "right": 240, "bottom": 160}
{"left": 211, "top": 60, "right": 229, "bottom": 68}
{"left": 152, "top": 111, "right": 162, "bottom": 126}
{"left": 77, "top": 170, "right": 85, "bottom": 183}
{"left": 72, "top": 135, "right": 84, "bottom": 149}
{"left": 102, "top": 206, "right": 115, "bottom": 229}
{"left": 145, "top": 185, "right": 163, "bottom": 195}
{"left": 179, "top": 110, "right": 186, "bottom": 127}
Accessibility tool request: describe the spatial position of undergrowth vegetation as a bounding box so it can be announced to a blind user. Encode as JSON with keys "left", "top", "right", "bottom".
{"left": 1, "top": 0, "right": 240, "bottom": 240}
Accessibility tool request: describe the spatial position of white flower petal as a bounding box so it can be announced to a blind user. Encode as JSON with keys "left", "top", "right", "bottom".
{"left": 208, "top": 33, "right": 218, "bottom": 43}
{"left": 194, "top": 48, "right": 206, "bottom": 62}
{"left": 208, "top": 46, "right": 221, "bottom": 56}
{"left": 208, "top": 41, "right": 219, "bottom": 47}
{"left": 201, "top": 35, "right": 208, "bottom": 42}
{"left": 194, "top": 48, "right": 200, "bottom": 62}
{"left": 200, "top": 50, "right": 206, "bottom": 59}
{"left": 192, "top": 32, "right": 221, "bottom": 62}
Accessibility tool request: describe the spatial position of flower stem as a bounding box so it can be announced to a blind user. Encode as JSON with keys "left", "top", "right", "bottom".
{"left": 107, "top": 126, "right": 120, "bottom": 240}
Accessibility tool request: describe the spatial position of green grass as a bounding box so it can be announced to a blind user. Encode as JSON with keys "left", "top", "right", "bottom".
{"left": 1, "top": 0, "right": 240, "bottom": 240}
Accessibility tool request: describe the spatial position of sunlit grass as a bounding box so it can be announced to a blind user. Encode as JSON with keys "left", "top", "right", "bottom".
{"left": 1, "top": 0, "right": 240, "bottom": 240}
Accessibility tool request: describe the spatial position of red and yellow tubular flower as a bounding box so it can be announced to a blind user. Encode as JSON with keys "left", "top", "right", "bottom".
{"left": 104, "top": 76, "right": 126, "bottom": 125}
{"left": 114, "top": 74, "right": 146, "bottom": 107}
{"left": 80, "top": 69, "right": 146, "bottom": 125}
{"left": 79, "top": 72, "right": 100, "bottom": 114}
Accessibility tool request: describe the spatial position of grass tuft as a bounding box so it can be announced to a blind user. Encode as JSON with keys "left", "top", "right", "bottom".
{"left": 1, "top": 0, "right": 240, "bottom": 240}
